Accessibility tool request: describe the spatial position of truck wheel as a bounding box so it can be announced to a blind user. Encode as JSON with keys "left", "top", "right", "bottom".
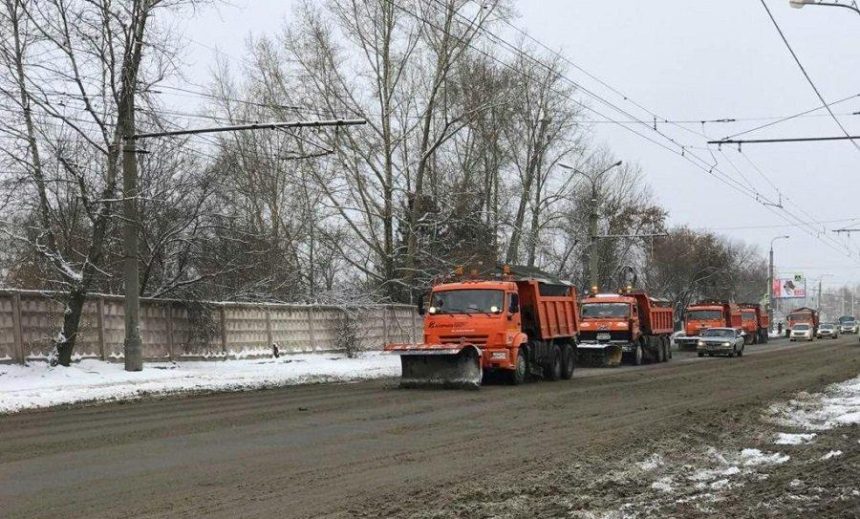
{"left": 656, "top": 338, "right": 666, "bottom": 363}
{"left": 561, "top": 344, "right": 575, "bottom": 380}
{"left": 697, "top": 351, "right": 705, "bottom": 358}
{"left": 544, "top": 345, "right": 562, "bottom": 381}
{"left": 510, "top": 348, "right": 528, "bottom": 386}
{"left": 667, "top": 336, "right": 673, "bottom": 359}
{"left": 634, "top": 341, "right": 644, "bottom": 366}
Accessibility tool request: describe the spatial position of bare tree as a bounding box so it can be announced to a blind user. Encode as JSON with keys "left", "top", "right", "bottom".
{"left": 0, "top": 0, "right": 204, "bottom": 365}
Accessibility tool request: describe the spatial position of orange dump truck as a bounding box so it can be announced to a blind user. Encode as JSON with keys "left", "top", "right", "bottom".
{"left": 385, "top": 266, "right": 579, "bottom": 389}
{"left": 577, "top": 290, "right": 674, "bottom": 366}
{"left": 676, "top": 300, "right": 742, "bottom": 350}
{"left": 786, "top": 307, "right": 819, "bottom": 337}
{"left": 739, "top": 303, "right": 770, "bottom": 344}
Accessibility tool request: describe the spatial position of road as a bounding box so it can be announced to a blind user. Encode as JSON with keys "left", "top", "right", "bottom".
{"left": 1, "top": 336, "right": 858, "bottom": 518}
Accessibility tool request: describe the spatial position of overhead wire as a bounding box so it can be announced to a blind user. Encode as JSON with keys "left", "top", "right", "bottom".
{"left": 411, "top": 0, "right": 860, "bottom": 262}
{"left": 758, "top": 0, "right": 860, "bottom": 153}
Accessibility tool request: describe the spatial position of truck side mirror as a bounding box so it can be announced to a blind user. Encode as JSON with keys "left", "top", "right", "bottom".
{"left": 417, "top": 297, "right": 426, "bottom": 316}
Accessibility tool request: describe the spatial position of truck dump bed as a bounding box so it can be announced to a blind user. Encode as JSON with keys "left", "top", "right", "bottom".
{"left": 631, "top": 292, "right": 674, "bottom": 335}
{"left": 516, "top": 279, "right": 579, "bottom": 341}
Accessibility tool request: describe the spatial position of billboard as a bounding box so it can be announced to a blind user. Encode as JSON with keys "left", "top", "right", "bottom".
{"left": 773, "top": 275, "right": 806, "bottom": 299}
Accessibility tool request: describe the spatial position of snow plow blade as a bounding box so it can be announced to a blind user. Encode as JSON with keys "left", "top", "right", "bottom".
{"left": 385, "top": 344, "right": 482, "bottom": 390}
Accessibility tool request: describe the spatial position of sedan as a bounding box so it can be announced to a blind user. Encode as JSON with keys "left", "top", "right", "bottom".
{"left": 817, "top": 323, "right": 838, "bottom": 339}
{"left": 697, "top": 328, "right": 745, "bottom": 358}
{"left": 790, "top": 324, "right": 814, "bottom": 342}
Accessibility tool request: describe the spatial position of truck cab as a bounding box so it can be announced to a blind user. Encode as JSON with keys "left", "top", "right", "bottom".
{"left": 676, "top": 301, "right": 742, "bottom": 349}
{"left": 740, "top": 308, "right": 758, "bottom": 344}
{"left": 423, "top": 280, "right": 523, "bottom": 372}
{"left": 578, "top": 291, "right": 673, "bottom": 366}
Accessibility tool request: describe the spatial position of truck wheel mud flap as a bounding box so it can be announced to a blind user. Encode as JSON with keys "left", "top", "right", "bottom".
{"left": 399, "top": 347, "right": 482, "bottom": 390}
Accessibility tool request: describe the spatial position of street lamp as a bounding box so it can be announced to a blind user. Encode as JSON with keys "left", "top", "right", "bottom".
{"left": 789, "top": 0, "right": 860, "bottom": 16}
{"left": 558, "top": 160, "right": 623, "bottom": 290}
{"left": 769, "top": 235, "right": 790, "bottom": 334}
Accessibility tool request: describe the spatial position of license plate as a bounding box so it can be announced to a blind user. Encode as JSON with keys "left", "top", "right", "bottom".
{"left": 597, "top": 333, "right": 611, "bottom": 341}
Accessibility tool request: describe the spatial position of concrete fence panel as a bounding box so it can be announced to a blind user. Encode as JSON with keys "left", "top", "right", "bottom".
{"left": 0, "top": 290, "right": 419, "bottom": 364}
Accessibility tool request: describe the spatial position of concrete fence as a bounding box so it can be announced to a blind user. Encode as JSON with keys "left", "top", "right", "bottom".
{"left": 0, "top": 289, "right": 419, "bottom": 364}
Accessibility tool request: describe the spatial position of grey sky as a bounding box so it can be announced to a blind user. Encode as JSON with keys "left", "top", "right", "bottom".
{"left": 174, "top": 0, "right": 860, "bottom": 287}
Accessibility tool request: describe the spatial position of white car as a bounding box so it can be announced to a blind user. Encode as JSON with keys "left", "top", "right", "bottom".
{"left": 817, "top": 323, "right": 838, "bottom": 339}
{"left": 790, "top": 324, "right": 814, "bottom": 342}
{"left": 839, "top": 321, "right": 858, "bottom": 334}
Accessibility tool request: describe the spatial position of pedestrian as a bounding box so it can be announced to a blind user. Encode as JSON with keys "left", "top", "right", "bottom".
{"left": 777, "top": 321, "right": 783, "bottom": 335}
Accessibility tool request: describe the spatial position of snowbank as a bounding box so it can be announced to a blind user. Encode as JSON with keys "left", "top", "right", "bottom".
{"left": 766, "top": 374, "right": 860, "bottom": 431}
{"left": 0, "top": 353, "right": 400, "bottom": 414}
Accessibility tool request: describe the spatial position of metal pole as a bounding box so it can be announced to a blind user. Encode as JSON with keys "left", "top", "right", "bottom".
{"left": 588, "top": 183, "right": 599, "bottom": 290}
{"left": 817, "top": 278, "right": 822, "bottom": 313}
{"left": 768, "top": 246, "right": 774, "bottom": 330}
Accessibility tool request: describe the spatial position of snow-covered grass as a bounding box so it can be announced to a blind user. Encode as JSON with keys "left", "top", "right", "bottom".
{"left": 0, "top": 352, "right": 400, "bottom": 414}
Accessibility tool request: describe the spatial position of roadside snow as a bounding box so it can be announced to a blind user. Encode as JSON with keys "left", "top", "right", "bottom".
{"left": 820, "top": 450, "right": 842, "bottom": 461}
{"left": 0, "top": 353, "right": 400, "bottom": 414}
{"left": 766, "top": 375, "right": 860, "bottom": 431}
{"left": 739, "top": 448, "right": 790, "bottom": 466}
{"left": 774, "top": 432, "right": 817, "bottom": 445}
{"left": 651, "top": 476, "right": 674, "bottom": 493}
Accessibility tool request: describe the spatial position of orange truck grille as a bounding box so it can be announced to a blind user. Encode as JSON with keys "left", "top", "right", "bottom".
{"left": 438, "top": 335, "right": 490, "bottom": 346}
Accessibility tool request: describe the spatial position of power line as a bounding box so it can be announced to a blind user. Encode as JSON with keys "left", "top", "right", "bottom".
{"left": 407, "top": 0, "right": 860, "bottom": 263}
{"left": 710, "top": 135, "right": 860, "bottom": 145}
{"left": 759, "top": 0, "right": 860, "bottom": 152}
{"left": 721, "top": 92, "right": 860, "bottom": 140}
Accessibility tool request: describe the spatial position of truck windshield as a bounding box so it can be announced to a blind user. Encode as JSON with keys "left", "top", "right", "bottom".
{"left": 742, "top": 312, "right": 756, "bottom": 321}
{"left": 788, "top": 313, "right": 810, "bottom": 321}
{"left": 687, "top": 310, "right": 722, "bottom": 320}
{"left": 430, "top": 289, "right": 504, "bottom": 314}
{"left": 581, "top": 303, "right": 629, "bottom": 319}
{"left": 701, "top": 329, "right": 734, "bottom": 338}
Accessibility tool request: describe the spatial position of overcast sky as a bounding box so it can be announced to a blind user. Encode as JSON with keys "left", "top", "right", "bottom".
{"left": 172, "top": 0, "right": 860, "bottom": 288}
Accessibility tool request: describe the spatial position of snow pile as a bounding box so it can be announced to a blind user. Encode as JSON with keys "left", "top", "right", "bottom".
{"left": 766, "top": 375, "right": 860, "bottom": 431}
{"left": 0, "top": 353, "right": 400, "bottom": 414}
{"left": 739, "top": 448, "right": 790, "bottom": 467}
{"left": 774, "top": 432, "right": 817, "bottom": 445}
{"left": 820, "top": 450, "right": 842, "bottom": 461}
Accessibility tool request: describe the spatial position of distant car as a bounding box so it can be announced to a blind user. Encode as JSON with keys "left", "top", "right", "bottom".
{"left": 817, "top": 323, "right": 838, "bottom": 339}
{"left": 697, "top": 327, "right": 745, "bottom": 358}
{"left": 790, "top": 323, "right": 814, "bottom": 342}
{"left": 839, "top": 320, "right": 858, "bottom": 334}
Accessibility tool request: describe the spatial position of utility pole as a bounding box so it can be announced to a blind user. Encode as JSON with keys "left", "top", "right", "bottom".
{"left": 817, "top": 278, "right": 823, "bottom": 312}
{"left": 587, "top": 184, "right": 599, "bottom": 290}
{"left": 768, "top": 235, "right": 790, "bottom": 331}
{"left": 558, "top": 160, "right": 623, "bottom": 291}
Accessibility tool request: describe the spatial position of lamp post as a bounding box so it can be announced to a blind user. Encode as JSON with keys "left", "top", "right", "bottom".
{"left": 769, "top": 235, "right": 790, "bottom": 333}
{"left": 789, "top": 0, "right": 860, "bottom": 16}
{"left": 558, "top": 160, "right": 623, "bottom": 291}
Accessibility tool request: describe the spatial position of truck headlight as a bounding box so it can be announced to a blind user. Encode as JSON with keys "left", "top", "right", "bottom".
{"left": 697, "top": 340, "right": 705, "bottom": 347}
{"left": 722, "top": 342, "right": 731, "bottom": 346}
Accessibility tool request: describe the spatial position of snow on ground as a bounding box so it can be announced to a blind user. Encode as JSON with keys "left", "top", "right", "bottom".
{"left": 0, "top": 352, "right": 400, "bottom": 414}
{"left": 774, "top": 432, "right": 817, "bottom": 445}
{"left": 820, "top": 450, "right": 843, "bottom": 461}
{"left": 766, "top": 374, "right": 860, "bottom": 431}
